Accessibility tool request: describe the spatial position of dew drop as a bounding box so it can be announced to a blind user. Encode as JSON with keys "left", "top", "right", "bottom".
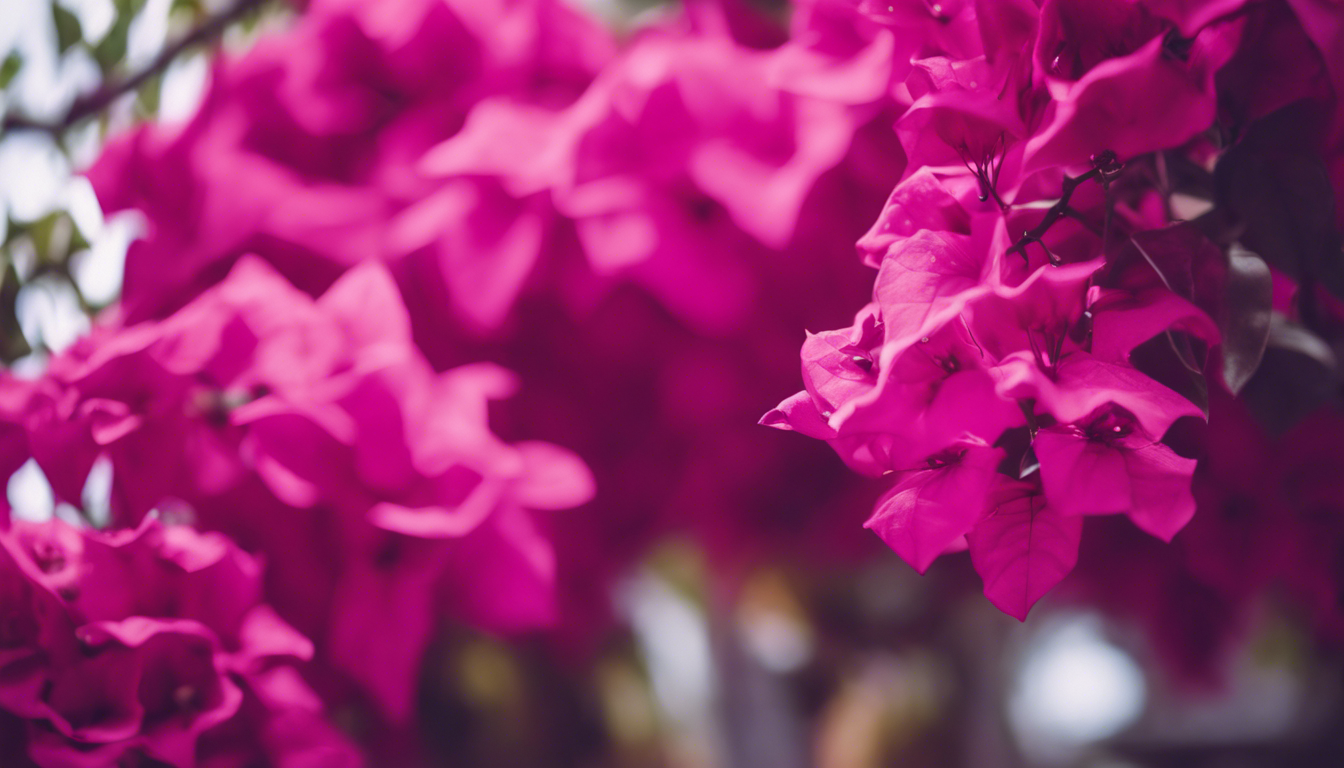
{"left": 921, "top": 337, "right": 930, "bottom": 343}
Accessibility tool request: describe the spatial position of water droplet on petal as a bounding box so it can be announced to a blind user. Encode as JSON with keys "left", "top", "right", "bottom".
{"left": 921, "top": 337, "right": 930, "bottom": 343}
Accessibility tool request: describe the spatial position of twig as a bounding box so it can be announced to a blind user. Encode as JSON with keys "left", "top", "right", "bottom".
{"left": 1008, "top": 166, "right": 1105, "bottom": 264}
{"left": 1, "top": 0, "right": 268, "bottom": 136}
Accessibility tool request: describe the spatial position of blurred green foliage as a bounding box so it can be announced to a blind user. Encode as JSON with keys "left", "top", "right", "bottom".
{"left": 0, "top": 0, "right": 280, "bottom": 362}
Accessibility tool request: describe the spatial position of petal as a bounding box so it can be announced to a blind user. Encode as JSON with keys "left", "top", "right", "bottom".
{"left": 864, "top": 444, "right": 1004, "bottom": 572}
{"left": 1023, "top": 36, "right": 1215, "bottom": 173}
{"left": 760, "top": 391, "right": 838, "bottom": 439}
{"left": 512, "top": 441, "right": 596, "bottom": 511}
{"left": 1124, "top": 440, "right": 1199, "bottom": 541}
{"left": 1035, "top": 428, "right": 1132, "bottom": 517}
{"left": 967, "top": 486, "right": 1083, "bottom": 620}
{"left": 857, "top": 168, "right": 971, "bottom": 268}
{"left": 874, "top": 230, "right": 987, "bottom": 340}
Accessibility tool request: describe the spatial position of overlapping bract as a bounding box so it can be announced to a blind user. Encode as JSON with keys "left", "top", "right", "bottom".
{"left": 15, "top": 257, "right": 593, "bottom": 728}
{"left": 767, "top": 0, "right": 1341, "bottom": 619}
{"left": 82, "top": 0, "right": 916, "bottom": 656}
{"left": 0, "top": 516, "right": 361, "bottom": 767}
{"left": 2, "top": 0, "right": 1343, "bottom": 761}
{"left": 88, "top": 0, "right": 615, "bottom": 328}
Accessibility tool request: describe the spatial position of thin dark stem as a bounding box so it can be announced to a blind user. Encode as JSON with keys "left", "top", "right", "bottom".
{"left": 961, "top": 134, "right": 1011, "bottom": 214}
{"left": 1060, "top": 205, "right": 1102, "bottom": 236}
{"left": 1154, "top": 150, "right": 1175, "bottom": 223}
{"left": 1101, "top": 177, "right": 1114, "bottom": 254}
{"left": 1008, "top": 166, "right": 1105, "bottom": 263}
{"left": 1, "top": 0, "right": 268, "bottom": 137}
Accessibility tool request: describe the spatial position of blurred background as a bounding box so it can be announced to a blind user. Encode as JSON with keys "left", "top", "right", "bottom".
{"left": 2, "top": 1, "right": 1343, "bottom": 766}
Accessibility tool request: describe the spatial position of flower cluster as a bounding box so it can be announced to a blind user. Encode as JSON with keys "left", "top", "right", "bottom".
{"left": 0, "top": 516, "right": 360, "bottom": 767}
{"left": 17, "top": 256, "right": 593, "bottom": 729}
{"left": 2, "top": 0, "right": 1343, "bottom": 760}
{"left": 88, "top": 0, "right": 616, "bottom": 328}
{"left": 766, "top": 0, "right": 1344, "bottom": 619}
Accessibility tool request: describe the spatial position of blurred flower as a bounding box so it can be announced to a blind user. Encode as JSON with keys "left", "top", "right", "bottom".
{"left": 0, "top": 516, "right": 361, "bottom": 767}
{"left": 17, "top": 256, "right": 593, "bottom": 729}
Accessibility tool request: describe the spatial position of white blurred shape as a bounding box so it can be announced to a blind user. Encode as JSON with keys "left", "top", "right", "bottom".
{"left": 8, "top": 458, "right": 55, "bottom": 522}
{"left": 159, "top": 50, "right": 208, "bottom": 122}
{"left": 2, "top": 2, "right": 104, "bottom": 125}
{"left": 8, "top": 351, "right": 49, "bottom": 380}
{"left": 73, "top": 216, "right": 131, "bottom": 305}
{"left": 17, "top": 277, "right": 91, "bottom": 353}
{"left": 61, "top": 0, "right": 116, "bottom": 45}
{"left": 1011, "top": 616, "right": 1146, "bottom": 750}
{"left": 127, "top": 0, "right": 173, "bottom": 70}
{"left": 81, "top": 455, "right": 113, "bottom": 528}
{"left": 0, "top": 133, "right": 72, "bottom": 221}
{"left": 0, "top": 0, "right": 41, "bottom": 57}
{"left": 73, "top": 199, "right": 138, "bottom": 307}
{"left": 1, "top": 0, "right": 59, "bottom": 120}
{"left": 740, "top": 612, "right": 812, "bottom": 674}
{"left": 65, "top": 175, "right": 104, "bottom": 237}
{"left": 621, "top": 572, "right": 717, "bottom": 724}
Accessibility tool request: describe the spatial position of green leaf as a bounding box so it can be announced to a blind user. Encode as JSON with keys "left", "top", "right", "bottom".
{"left": 25, "top": 212, "right": 75, "bottom": 265}
{"left": 170, "top": 0, "right": 203, "bottom": 18}
{"left": 0, "top": 263, "right": 30, "bottom": 364}
{"left": 52, "top": 3, "right": 84, "bottom": 55}
{"left": 136, "top": 72, "right": 162, "bottom": 116}
{"left": 0, "top": 51, "right": 22, "bottom": 89}
{"left": 93, "top": 12, "right": 132, "bottom": 72}
{"left": 1240, "top": 314, "right": 1340, "bottom": 434}
{"left": 1216, "top": 245, "right": 1273, "bottom": 394}
{"left": 1215, "top": 104, "right": 1344, "bottom": 302}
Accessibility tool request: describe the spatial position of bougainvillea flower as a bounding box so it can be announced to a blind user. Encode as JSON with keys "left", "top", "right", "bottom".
{"left": 966, "top": 481, "right": 1083, "bottom": 620}
{"left": 830, "top": 306, "right": 1022, "bottom": 474}
{"left": 87, "top": 0, "right": 614, "bottom": 326}
{"left": 897, "top": 54, "right": 1031, "bottom": 174}
{"left": 864, "top": 440, "right": 1006, "bottom": 573}
{"left": 1034, "top": 403, "right": 1199, "bottom": 540}
{"left": 0, "top": 517, "right": 358, "bottom": 767}
{"left": 1022, "top": 31, "right": 1226, "bottom": 173}
{"left": 856, "top": 168, "right": 971, "bottom": 268}
{"left": 422, "top": 17, "right": 899, "bottom": 333}
{"left": 19, "top": 257, "right": 593, "bottom": 724}
{"left": 1032, "top": 0, "right": 1166, "bottom": 87}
